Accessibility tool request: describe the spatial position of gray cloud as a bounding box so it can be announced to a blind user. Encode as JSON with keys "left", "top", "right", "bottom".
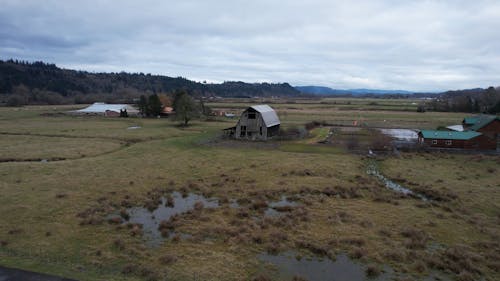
{"left": 1, "top": 0, "right": 499, "bottom": 91}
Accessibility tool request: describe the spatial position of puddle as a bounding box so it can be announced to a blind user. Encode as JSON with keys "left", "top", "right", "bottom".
{"left": 259, "top": 251, "right": 392, "bottom": 281}
{"left": 366, "top": 161, "right": 427, "bottom": 201}
{"left": 116, "top": 193, "right": 302, "bottom": 245}
{"left": 229, "top": 199, "right": 240, "bottom": 209}
{"left": 379, "top": 129, "right": 417, "bottom": 141}
{"left": 122, "top": 192, "right": 218, "bottom": 247}
{"left": 127, "top": 126, "right": 141, "bottom": 130}
{"left": 265, "top": 196, "right": 299, "bottom": 217}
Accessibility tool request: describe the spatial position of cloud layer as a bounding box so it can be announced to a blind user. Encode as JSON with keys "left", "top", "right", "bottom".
{"left": 1, "top": 0, "right": 499, "bottom": 91}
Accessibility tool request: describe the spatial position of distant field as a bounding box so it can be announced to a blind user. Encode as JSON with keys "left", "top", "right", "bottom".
{"left": 0, "top": 101, "right": 498, "bottom": 281}
{"left": 207, "top": 97, "right": 465, "bottom": 129}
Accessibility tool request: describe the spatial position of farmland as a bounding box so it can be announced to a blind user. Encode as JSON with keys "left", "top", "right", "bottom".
{"left": 0, "top": 98, "right": 498, "bottom": 281}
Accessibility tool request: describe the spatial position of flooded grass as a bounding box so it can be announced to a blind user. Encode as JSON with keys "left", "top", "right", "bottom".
{"left": 264, "top": 196, "right": 300, "bottom": 217}
{"left": 120, "top": 192, "right": 218, "bottom": 246}
{"left": 258, "top": 251, "right": 392, "bottom": 281}
{"left": 366, "top": 160, "right": 428, "bottom": 201}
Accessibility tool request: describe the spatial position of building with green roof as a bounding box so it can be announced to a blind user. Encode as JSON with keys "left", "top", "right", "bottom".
{"left": 419, "top": 114, "right": 499, "bottom": 150}
{"left": 463, "top": 115, "right": 500, "bottom": 131}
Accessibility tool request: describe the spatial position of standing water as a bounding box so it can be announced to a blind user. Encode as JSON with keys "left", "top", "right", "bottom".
{"left": 366, "top": 160, "right": 428, "bottom": 201}
{"left": 124, "top": 192, "right": 218, "bottom": 247}
{"left": 259, "top": 251, "right": 392, "bottom": 281}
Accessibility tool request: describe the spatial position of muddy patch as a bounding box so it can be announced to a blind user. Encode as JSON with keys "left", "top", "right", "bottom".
{"left": 259, "top": 251, "right": 392, "bottom": 281}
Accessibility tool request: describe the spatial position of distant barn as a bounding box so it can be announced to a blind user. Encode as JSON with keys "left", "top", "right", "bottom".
{"left": 224, "top": 105, "right": 280, "bottom": 140}
{"left": 71, "top": 102, "right": 138, "bottom": 117}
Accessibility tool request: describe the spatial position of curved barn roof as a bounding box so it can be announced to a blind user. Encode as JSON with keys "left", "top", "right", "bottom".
{"left": 249, "top": 105, "right": 280, "bottom": 127}
{"left": 75, "top": 102, "right": 138, "bottom": 113}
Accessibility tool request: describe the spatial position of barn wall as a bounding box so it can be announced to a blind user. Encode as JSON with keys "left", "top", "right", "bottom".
{"left": 235, "top": 109, "right": 268, "bottom": 140}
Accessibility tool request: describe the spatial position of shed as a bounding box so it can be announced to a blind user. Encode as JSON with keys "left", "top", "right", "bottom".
{"left": 228, "top": 105, "right": 280, "bottom": 140}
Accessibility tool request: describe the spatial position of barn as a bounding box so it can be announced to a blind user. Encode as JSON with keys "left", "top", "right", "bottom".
{"left": 224, "top": 105, "right": 280, "bottom": 140}
{"left": 71, "top": 102, "right": 138, "bottom": 116}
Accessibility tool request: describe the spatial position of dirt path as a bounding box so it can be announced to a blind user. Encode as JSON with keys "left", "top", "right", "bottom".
{"left": 0, "top": 266, "right": 77, "bottom": 281}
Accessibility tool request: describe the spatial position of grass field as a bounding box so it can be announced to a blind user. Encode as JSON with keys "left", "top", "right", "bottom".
{"left": 0, "top": 99, "right": 498, "bottom": 281}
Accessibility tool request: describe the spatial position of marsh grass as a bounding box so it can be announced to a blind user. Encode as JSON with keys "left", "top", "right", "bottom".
{"left": 0, "top": 105, "right": 498, "bottom": 281}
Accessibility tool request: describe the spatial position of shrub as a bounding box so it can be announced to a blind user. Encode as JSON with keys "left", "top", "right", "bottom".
{"left": 113, "top": 239, "right": 125, "bottom": 250}
{"left": 120, "top": 209, "right": 130, "bottom": 220}
{"left": 401, "top": 228, "right": 429, "bottom": 249}
{"left": 193, "top": 201, "right": 204, "bottom": 211}
{"left": 158, "top": 254, "right": 177, "bottom": 265}
{"left": 108, "top": 217, "right": 122, "bottom": 224}
{"left": 365, "top": 264, "right": 380, "bottom": 277}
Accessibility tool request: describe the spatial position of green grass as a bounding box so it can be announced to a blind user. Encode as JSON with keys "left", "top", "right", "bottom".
{"left": 279, "top": 143, "right": 345, "bottom": 154}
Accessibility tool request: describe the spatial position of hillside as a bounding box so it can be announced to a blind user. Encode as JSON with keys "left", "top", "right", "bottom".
{"left": 295, "top": 85, "right": 414, "bottom": 95}
{"left": 0, "top": 59, "right": 301, "bottom": 105}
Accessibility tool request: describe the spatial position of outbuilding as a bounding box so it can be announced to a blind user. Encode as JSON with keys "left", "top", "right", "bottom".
{"left": 71, "top": 102, "right": 138, "bottom": 116}
{"left": 225, "top": 105, "right": 280, "bottom": 140}
{"left": 418, "top": 130, "right": 483, "bottom": 149}
{"left": 419, "top": 115, "right": 499, "bottom": 151}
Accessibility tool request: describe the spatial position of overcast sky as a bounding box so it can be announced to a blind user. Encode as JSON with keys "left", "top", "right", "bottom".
{"left": 1, "top": 0, "right": 499, "bottom": 91}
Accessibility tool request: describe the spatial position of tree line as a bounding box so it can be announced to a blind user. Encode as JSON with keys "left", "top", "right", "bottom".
{"left": 136, "top": 89, "right": 211, "bottom": 126}
{"left": 0, "top": 59, "right": 301, "bottom": 106}
{"left": 424, "top": 86, "right": 500, "bottom": 114}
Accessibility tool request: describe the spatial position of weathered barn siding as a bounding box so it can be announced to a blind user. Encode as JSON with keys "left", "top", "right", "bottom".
{"left": 233, "top": 105, "right": 280, "bottom": 141}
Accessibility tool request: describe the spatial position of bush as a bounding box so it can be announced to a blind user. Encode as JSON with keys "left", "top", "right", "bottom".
{"left": 365, "top": 264, "right": 381, "bottom": 277}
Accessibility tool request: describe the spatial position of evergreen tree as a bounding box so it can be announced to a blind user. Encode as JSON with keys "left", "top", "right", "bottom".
{"left": 137, "top": 95, "right": 147, "bottom": 116}
{"left": 147, "top": 94, "right": 163, "bottom": 117}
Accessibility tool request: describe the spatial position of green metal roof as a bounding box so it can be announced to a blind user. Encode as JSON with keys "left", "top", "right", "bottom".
{"left": 468, "top": 115, "right": 499, "bottom": 131}
{"left": 463, "top": 116, "right": 480, "bottom": 125}
{"left": 419, "top": 130, "right": 482, "bottom": 140}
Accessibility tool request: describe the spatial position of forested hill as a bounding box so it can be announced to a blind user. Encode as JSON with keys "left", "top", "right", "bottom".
{"left": 0, "top": 59, "right": 300, "bottom": 105}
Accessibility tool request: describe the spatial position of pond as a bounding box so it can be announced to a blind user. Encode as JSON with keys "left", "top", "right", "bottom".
{"left": 379, "top": 129, "right": 418, "bottom": 141}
